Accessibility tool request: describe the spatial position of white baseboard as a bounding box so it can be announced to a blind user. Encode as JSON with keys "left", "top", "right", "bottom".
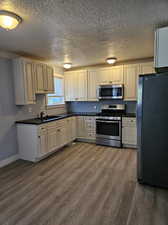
{"left": 0, "top": 154, "right": 19, "bottom": 168}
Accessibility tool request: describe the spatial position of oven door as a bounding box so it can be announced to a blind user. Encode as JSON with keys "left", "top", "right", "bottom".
{"left": 98, "top": 85, "right": 123, "bottom": 99}
{"left": 96, "top": 119, "right": 121, "bottom": 140}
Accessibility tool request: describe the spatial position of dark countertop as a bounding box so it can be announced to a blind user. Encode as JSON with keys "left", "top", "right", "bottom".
{"left": 123, "top": 113, "right": 136, "bottom": 118}
{"left": 15, "top": 112, "right": 99, "bottom": 125}
{"left": 16, "top": 112, "right": 136, "bottom": 125}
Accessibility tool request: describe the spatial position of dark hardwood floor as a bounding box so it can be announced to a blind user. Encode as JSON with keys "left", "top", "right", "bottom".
{"left": 0, "top": 142, "right": 168, "bottom": 225}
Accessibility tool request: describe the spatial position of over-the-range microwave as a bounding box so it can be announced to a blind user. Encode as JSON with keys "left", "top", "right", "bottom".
{"left": 98, "top": 84, "right": 124, "bottom": 100}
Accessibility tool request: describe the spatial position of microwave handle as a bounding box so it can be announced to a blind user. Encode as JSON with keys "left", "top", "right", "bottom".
{"left": 96, "top": 87, "right": 100, "bottom": 99}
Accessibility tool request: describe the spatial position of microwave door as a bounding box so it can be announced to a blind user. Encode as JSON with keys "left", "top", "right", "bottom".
{"left": 99, "top": 86, "right": 113, "bottom": 99}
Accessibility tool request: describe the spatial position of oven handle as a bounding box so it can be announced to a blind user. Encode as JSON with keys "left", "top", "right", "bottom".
{"left": 96, "top": 120, "right": 120, "bottom": 123}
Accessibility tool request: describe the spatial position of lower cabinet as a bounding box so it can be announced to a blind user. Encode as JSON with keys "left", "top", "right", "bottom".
{"left": 17, "top": 117, "right": 76, "bottom": 162}
{"left": 122, "top": 117, "right": 137, "bottom": 148}
{"left": 77, "top": 116, "right": 96, "bottom": 142}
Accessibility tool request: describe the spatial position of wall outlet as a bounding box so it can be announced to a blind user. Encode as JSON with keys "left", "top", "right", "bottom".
{"left": 93, "top": 105, "right": 97, "bottom": 109}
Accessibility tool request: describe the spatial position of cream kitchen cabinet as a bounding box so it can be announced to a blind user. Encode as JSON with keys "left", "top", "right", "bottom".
{"left": 38, "top": 125, "right": 48, "bottom": 157}
{"left": 140, "top": 62, "right": 155, "bottom": 74}
{"left": 64, "top": 70, "right": 87, "bottom": 101}
{"left": 35, "top": 63, "right": 45, "bottom": 93}
{"left": 98, "top": 68, "right": 111, "bottom": 84}
{"left": 84, "top": 116, "right": 96, "bottom": 140}
{"left": 35, "top": 63, "right": 54, "bottom": 94}
{"left": 155, "top": 27, "right": 168, "bottom": 69}
{"left": 77, "top": 70, "right": 88, "bottom": 101}
{"left": 17, "top": 117, "right": 76, "bottom": 162}
{"left": 45, "top": 65, "right": 55, "bottom": 93}
{"left": 13, "top": 58, "right": 54, "bottom": 105}
{"left": 66, "top": 117, "right": 76, "bottom": 142}
{"left": 97, "top": 66, "right": 123, "bottom": 84}
{"left": 123, "top": 64, "right": 140, "bottom": 101}
{"left": 87, "top": 70, "right": 99, "bottom": 101}
{"left": 64, "top": 71, "right": 76, "bottom": 101}
{"left": 110, "top": 65, "right": 124, "bottom": 84}
{"left": 13, "top": 58, "right": 36, "bottom": 105}
{"left": 122, "top": 117, "right": 137, "bottom": 148}
{"left": 76, "top": 116, "right": 96, "bottom": 142}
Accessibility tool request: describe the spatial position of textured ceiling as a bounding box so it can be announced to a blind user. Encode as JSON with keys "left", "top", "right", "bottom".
{"left": 0, "top": 0, "right": 168, "bottom": 67}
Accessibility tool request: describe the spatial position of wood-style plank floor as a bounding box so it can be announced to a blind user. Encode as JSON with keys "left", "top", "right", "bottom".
{"left": 0, "top": 142, "right": 168, "bottom": 225}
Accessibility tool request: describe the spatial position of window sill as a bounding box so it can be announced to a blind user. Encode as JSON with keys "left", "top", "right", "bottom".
{"left": 46, "top": 104, "right": 66, "bottom": 110}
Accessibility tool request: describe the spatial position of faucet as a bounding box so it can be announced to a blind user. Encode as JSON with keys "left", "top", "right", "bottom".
{"left": 40, "top": 111, "right": 46, "bottom": 121}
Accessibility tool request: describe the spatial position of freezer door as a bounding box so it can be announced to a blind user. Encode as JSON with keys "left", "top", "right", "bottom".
{"left": 137, "top": 73, "right": 168, "bottom": 188}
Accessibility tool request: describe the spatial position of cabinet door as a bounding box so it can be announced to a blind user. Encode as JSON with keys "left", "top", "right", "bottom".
{"left": 71, "top": 117, "right": 76, "bottom": 140}
{"left": 98, "top": 68, "right": 111, "bottom": 84}
{"left": 110, "top": 65, "right": 124, "bottom": 84}
{"left": 140, "top": 62, "right": 155, "bottom": 74}
{"left": 87, "top": 70, "right": 99, "bottom": 101}
{"left": 77, "top": 70, "right": 87, "bottom": 101}
{"left": 155, "top": 27, "right": 168, "bottom": 68}
{"left": 60, "top": 127, "right": 67, "bottom": 147}
{"left": 122, "top": 126, "right": 137, "bottom": 145}
{"left": 77, "top": 116, "right": 86, "bottom": 138}
{"left": 46, "top": 66, "right": 54, "bottom": 93}
{"left": 124, "top": 64, "right": 140, "bottom": 101}
{"left": 47, "top": 127, "right": 57, "bottom": 152}
{"left": 66, "top": 118, "right": 72, "bottom": 142}
{"left": 84, "top": 117, "right": 96, "bottom": 140}
{"left": 35, "top": 63, "right": 45, "bottom": 93}
{"left": 25, "top": 62, "right": 36, "bottom": 103}
{"left": 64, "top": 72, "right": 76, "bottom": 101}
{"left": 38, "top": 127, "right": 48, "bottom": 156}
{"left": 66, "top": 117, "right": 76, "bottom": 142}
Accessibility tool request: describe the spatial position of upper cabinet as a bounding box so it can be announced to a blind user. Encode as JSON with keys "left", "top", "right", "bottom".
{"left": 139, "top": 62, "right": 155, "bottom": 74}
{"left": 87, "top": 70, "right": 99, "bottom": 101}
{"left": 110, "top": 65, "right": 124, "bottom": 84}
{"left": 13, "top": 58, "right": 54, "bottom": 105}
{"left": 123, "top": 61, "right": 154, "bottom": 101}
{"left": 77, "top": 70, "right": 87, "bottom": 101}
{"left": 35, "top": 63, "right": 45, "bottom": 93}
{"left": 97, "top": 65, "right": 123, "bottom": 84}
{"left": 45, "top": 65, "right": 55, "bottom": 93}
{"left": 64, "top": 70, "right": 87, "bottom": 101}
{"left": 64, "top": 71, "right": 76, "bottom": 101}
{"left": 13, "top": 58, "right": 36, "bottom": 105}
{"left": 35, "top": 63, "right": 54, "bottom": 94}
{"left": 124, "top": 64, "right": 140, "bottom": 101}
{"left": 155, "top": 27, "right": 168, "bottom": 70}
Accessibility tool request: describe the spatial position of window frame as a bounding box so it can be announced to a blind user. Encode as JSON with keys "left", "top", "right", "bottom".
{"left": 46, "top": 74, "right": 65, "bottom": 108}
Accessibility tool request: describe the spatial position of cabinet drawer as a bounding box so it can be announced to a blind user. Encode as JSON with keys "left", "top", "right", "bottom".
{"left": 47, "top": 119, "right": 65, "bottom": 128}
{"left": 122, "top": 117, "right": 136, "bottom": 126}
{"left": 38, "top": 125, "right": 47, "bottom": 135}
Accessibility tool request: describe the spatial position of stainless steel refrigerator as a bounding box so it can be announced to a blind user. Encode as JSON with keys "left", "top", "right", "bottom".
{"left": 137, "top": 73, "right": 168, "bottom": 188}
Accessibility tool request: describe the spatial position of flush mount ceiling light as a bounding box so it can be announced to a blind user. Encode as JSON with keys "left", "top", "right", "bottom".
{"left": 0, "top": 10, "right": 22, "bottom": 30}
{"left": 64, "top": 63, "right": 72, "bottom": 69}
{"left": 106, "top": 57, "right": 117, "bottom": 65}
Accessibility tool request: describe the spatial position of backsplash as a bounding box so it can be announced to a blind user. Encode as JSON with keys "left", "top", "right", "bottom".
{"left": 66, "top": 100, "right": 137, "bottom": 114}
{"left": 15, "top": 95, "right": 67, "bottom": 121}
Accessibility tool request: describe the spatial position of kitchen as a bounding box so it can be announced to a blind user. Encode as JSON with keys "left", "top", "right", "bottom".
{"left": 0, "top": 1, "right": 168, "bottom": 225}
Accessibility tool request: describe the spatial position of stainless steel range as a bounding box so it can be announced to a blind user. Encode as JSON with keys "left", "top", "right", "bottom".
{"left": 96, "top": 104, "right": 125, "bottom": 147}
